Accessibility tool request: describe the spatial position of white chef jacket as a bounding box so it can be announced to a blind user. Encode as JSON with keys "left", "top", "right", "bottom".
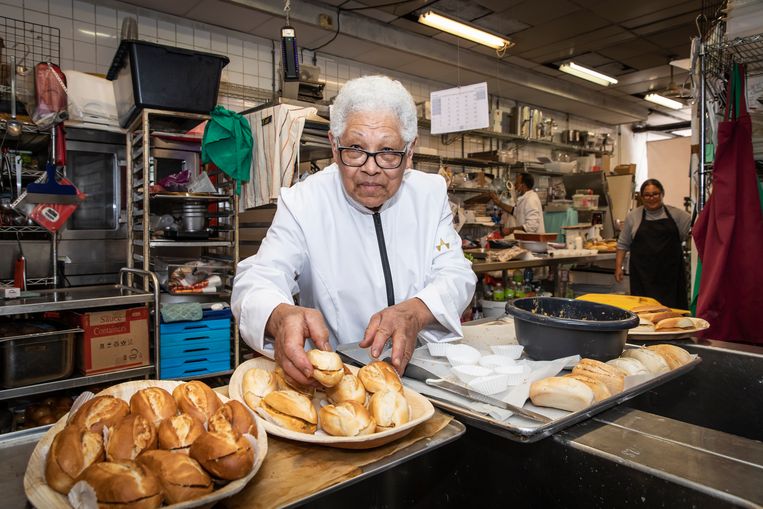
{"left": 514, "top": 189, "right": 545, "bottom": 233}
{"left": 232, "top": 163, "right": 477, "bottom": 356}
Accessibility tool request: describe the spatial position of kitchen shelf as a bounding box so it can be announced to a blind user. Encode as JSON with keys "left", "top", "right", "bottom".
{"left": 149, "top": 193, "right": 234, "bottom": 201}
{"left": 0, "top": 283, "right": 154, "bottom": 316}
{"left": 0, "top": 276, "right": 56, "bottom": 289}
{"left": 415, "top": 154, "right": 562, "bottom": 176}
{"left": 134, "top": 239, "right": 235, "bottom": 248}
{"left": 0, "top": 225, "right": 48, "bottom": 233}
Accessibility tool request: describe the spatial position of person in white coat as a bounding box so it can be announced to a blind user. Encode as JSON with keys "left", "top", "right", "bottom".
{"left": 489, "top": 172, "right": 545, "bottom": 234}
{"left": 232, "top": 75, "right": 476, "bottom": 387}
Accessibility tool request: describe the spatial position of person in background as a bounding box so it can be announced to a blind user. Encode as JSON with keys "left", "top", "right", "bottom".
{"left": 232, "top": 75, "right": 476, "bottom": 386}
{"left": 614, "top": 178, "right": 692, "bottom": 309}
{"left": 489, "top": 172, "right": 545, "bottom": 235}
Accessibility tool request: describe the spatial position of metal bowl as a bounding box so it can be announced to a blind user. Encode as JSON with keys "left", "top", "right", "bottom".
{"left": 504, "top": 297, "right": 639, "bottom": 361}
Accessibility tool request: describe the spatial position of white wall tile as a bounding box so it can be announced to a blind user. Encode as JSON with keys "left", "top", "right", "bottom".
{"left": 73, "top": 20, "right": 95, "bottom": 42}
{"left": 72, "top": 0, "right": 93, "bottom": 24}
{"left": 24, "top": 9, "right": 48, "bottom": 25}
{"left": 194, "top": 27, "right": 210, "bottom": 49}
{"left": 95, "top": 44, "right": 114, "bottom": 70}
{"left": 228, "top": 70, "right": 243, "bottom": 85}
{"left": 49, "top": 14, "right": 72, "bottom": 38}
{"left": 48, "top": 0, "right": 69, "bottom": 17}
{"left": 73, "top": 39, "right": 95, "bottom": 63}
{"left": 73, "top": 60, "right": 94, "bottom": 73}
{"left": 257, "top": 45, "right": 270, "bottom": 62}
{"left": 259, "top": 60, "right": 272, "bottom": 80}
{"left": 95, "top": 4, "right": 115, "bottom": 28}
{"left": 2, "top": 4, "right": 24, "bottom": 20}
{"left": 60, "top": 57, "right": 73, "bottom": 70}
{"left": 59, "top": 36, "right": 73, "bottom": 60}
{"left": 24, "top": 0, "right": 48, "bottom": 13}
{"left": 243, "top": 57, "right": 257, "bottom": 76}
{"left": 2, "top": 0, "right": 24, "bottom": 8}
{"left": 138, "top": 14, "right": 156, "bottom": 39}
{"left": 243, "top": 39, "right": 258, "bottom": 58}
{"left": 258, "top": 76, "right": 272, "bottom": 91}
{"left": 157, "top": 19, "right": 174, "bottom": 42}
{"left": 176, "top": 23, "right": 193, "bottom": 46}
{"left": 210, "top": 31, "right": 226, "bottom": 53}
{"left": 95, "top": 27, "right": 118, "bottom": 48}
{"left": 227, "top": 54, "right": 243, "bottom": 73}
{"left": 227, "top": 36, "right": 242, "bottom": 56}
{"left": 243, "top": 73, "right": 257, "bottom": 87}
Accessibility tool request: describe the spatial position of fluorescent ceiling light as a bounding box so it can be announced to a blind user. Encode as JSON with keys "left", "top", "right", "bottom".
{"left": 418, "top": 10, "right": 512, "bottom": 50}
{"left": 645, "top": 93, "right": 684, "bottom": 110}
{"left": 559, "top": 62, "right": 618, "bottom": 86}
{"left": 670, "top": 128, "right": 692, "bottom": 137}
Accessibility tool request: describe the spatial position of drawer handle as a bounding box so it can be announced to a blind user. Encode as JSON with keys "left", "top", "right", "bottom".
{"left": 184, "top": 358, "right": 207, "bottom": 364}
{"left": 183, "top": 347, "right": 210, "bottom": 354}
{"left": 182, "top": 336, "right": 210, "bottom": 341}
{"left": 182, "top": 325, "right": 211, "bottom": 330}
{"left": 183, "top": 368, "right": 207, "bottom": 374}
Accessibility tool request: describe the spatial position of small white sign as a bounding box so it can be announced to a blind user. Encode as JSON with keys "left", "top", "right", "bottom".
{"left": 430, "top": 82, "right": 490, "bottom": 134}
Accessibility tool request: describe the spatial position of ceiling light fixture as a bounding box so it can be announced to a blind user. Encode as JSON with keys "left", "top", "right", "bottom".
{"left": 418, "top": 10, "right": 512, "bottom": 51}
{"left": 559, "top": 62, "right": 618, "bottom": 86}
{"left": 645, "top": 93, "right": 684, "bottom": 110}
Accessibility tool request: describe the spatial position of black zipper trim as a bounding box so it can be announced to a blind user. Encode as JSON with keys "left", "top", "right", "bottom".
{"left": 372, "top": 212, "right": 395, "bottom": 307}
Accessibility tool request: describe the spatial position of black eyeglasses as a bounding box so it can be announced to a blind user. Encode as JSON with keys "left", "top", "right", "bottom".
{"left": 336, "top": 140, "right": 410, "bottom": 170}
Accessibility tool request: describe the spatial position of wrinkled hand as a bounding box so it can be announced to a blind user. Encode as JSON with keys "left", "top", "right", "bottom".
{"left": 614, "top": 266, "right": 624, "bottom": 283}
{"left": 266, "top": 303, "right": 331, "bottom": 387}
{"left": 359, "top": 298, "right": 434, "bottom": 374}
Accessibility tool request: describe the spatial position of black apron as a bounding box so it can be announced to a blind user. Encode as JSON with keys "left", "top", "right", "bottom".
{"left": 629, "top": 206, "right": 688, "bottom": 309}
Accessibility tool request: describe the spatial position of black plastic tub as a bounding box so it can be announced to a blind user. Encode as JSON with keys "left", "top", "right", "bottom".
{"left": 505, "top": 297, "right": 639, "bottom": 361}
{"left": 107, "top": 40, "right": 229, "bottom": 128}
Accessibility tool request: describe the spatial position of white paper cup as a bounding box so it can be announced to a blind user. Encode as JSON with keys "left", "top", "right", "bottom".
{"left": 427, "top": 342, "right": 451, "bottom": 357}
{"left": 478, "top": 354, "right": 516, "bottom": 369}
{"left": 467, "top": 374, "right": 510, "bottom": 395}
{"left": 489, "top": 345, "right": 525, "bottom": 359}
{"left": 451, "top": 365, "right": 492, "bottom": 384}
{"left": 446, "top": 344, "right": 481, "bottom": 366}
{"left": 494, "top": 364, "right": 531, "bottom": 385}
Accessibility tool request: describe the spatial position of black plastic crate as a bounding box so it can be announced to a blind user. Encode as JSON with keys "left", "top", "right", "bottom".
{"left": 107, "top": 39, "right": 229, "bottom": 128}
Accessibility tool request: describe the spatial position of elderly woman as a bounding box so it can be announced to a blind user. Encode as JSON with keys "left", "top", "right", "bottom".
{"left": 232, "top": 75, "right": 476, "bottom": 385}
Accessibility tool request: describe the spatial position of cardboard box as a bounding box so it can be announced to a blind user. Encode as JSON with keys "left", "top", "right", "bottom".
{"left": 613, "top": 163, "right": 636, "bottom": 175}
{"left": 49, "top": 307, "right": 150, "bottom": 375}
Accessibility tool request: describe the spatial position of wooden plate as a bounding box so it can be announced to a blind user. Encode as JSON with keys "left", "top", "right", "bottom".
{"left": 628, "top": 318, "right": 710, "bottom": 340}
{"left": 23, "top": 380, "right": 268, "bottom": 509}
{"left": 229, "top": 357, "right": 435, "bottom": 449}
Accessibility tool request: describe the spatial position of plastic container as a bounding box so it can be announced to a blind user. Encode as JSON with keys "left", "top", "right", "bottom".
{"left": 572, "top": 194, "right": 600, "bottom": 210}
{"left": 479, "top": 299, "right": 508, "bottom": 319}
{"left": 107, "top": 40, "right": 229, "bottom": 127}
{"left": 1, "top": 322, "right": 76, "bottom": 388}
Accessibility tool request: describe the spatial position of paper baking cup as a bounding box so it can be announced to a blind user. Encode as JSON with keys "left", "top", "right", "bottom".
{"left": 446, "top": 344, "right": 481, "bottom": 366}
{"left": 494, "top": 364, "right": 531, "bottom": 385}
{"left": 451, "top": 365, "right": 493, "bottom": 384}
{"left": 467, "top": 374, "right": 510, "bottom": 395}
{"left": 426, "top": 342, "right": 451, "bottom": 357}
{"left": 478, "top": 354, "right": 516, "bottom": 369}
{"left": 489, "top": 345, "right": 525, "bottom": 359}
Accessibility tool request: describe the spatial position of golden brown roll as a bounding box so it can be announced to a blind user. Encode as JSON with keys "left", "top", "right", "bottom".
{"left": 622, "top": 348, "right": 670, "bottom": 374}
{"left": 631, "top": 304, "right": 671, "bottom": 315}
{"left": 369, "top": 389, "right": 409, "bottom": 432}
{"left": 241, "top": 367, "right": 277, "bottom": 408}
{"left": 157, "top": 413, "right": 205, "bottom": 454}
{"left": 129, "top": 387, "right": 177, "bottom": 426}
{"left": 529, "top": 376, "right": 594, "bottom": 412}
{"left": 69, "top": 395, "right": 130, "bottom": 433}
{"left": 640, "top": 311, "right": 682, "bottom": 323}
{"left": 358, "top": 361, "right": 403, "bottom": 394}
{"left": 563, "top": 374, "right": 611, "bottom": 402}
{"left": 571, "top": 358, "right": 626, "bottom": 394}
{"left": 325, "top": 373, "right": 367, "bottom": 405}
{"left": 208, "top": 400, "right": 256, "bottom": 437}
{"left": 319, "top": 401, "right": 376, "bottom": 437}
{"left": 45, "top": 424, "right": 104, "bottom": 494}
{"left": 78, "top": 460, "right": 162, "bottom": 509}
{"left": 606, "top": 357, "right": 650, "bottom": 376}
{"left": 106, "top": 414, "right": 157, "bottom": 461}
{"left": 256, "top": 390, "right": 318, "bottom": 434}
{"left": 646, "top": 344, "right": 693, "bottom": 369}
{"left": 273, "top": 367, "right": 316, "bottom": 398}
{"left": 654, "top": 317, "right": 696, "bottom": 331}
{"left": 189, "top": 430, "right": 254, "bottom": 481}
{"left": 137, "top": 449, "right": 213, "bottom": 504}
{"left": 306, "top": 350, "right": 344, "bottom": 387}
{"left": 172, "top": 381, "right": 222, "bottom": 424}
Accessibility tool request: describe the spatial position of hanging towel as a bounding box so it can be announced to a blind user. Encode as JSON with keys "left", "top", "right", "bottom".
{"left": 692, "top": 64, "right": 763, "bottom": 344}
{"left": 202, "top": 106, "right": 253, "bottom": 195}
{"left": 241, "top": 104, "right": 317, "bottom": 210}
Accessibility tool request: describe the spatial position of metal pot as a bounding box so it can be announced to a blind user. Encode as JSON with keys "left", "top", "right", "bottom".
{"left": 181, "top": 201, "right": 206, "bottom": 232}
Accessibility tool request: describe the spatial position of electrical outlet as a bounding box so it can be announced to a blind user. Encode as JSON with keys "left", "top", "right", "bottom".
{"left": 318, "top": 13, "right": 334, "bottom": 30}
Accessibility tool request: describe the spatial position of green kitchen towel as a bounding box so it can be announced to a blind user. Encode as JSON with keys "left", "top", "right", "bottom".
{"left": 161, "top": 302, "right": 203, "bottom": 323}
{"left": 202, "top": 106, "right": 253, "bottom": 195}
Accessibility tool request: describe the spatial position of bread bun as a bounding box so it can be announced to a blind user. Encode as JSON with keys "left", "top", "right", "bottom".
{"left": 631, "top": 305, "right": 671, "bottom": 314}
{"left": 319, "top": 401, "right": 376, "bottom": 437}
{"left": 358, "top": 361, "right": 403, "bottom": 394}
{"left": 45, "top": 425, "right": 104, "bottom": 494}
{"left": 241, "top": 368, "right": 277, "bottom": 408}
{"left": 529, "top": 377, "right": 594, "bottom": 412}
{"left": 563, "top": 374, "right": 611, "bottom": 401}
{"left": 106, "top": 414, "right": 157, "bottom": 461}
{"left": 157, "top": 413, "right": 205, "bottom": 453}
{"left": 571, "top": 358, "right": 626, "bottom": 394}
{"left": 256, "top": 390, "right": 318, "bottom": 434}
{"left": 325, "top": 373, "right": 367, "bottom": 405}
{"left": 369, "top": 390, "right": 409, "bottom": 432}
{"left": 622, "top": 348, "right": 670, "bottom": 374}
{"left": 79, "top": 460, "right": 162, "bottom": 509}
{"left": 646, "top": 344, "right": 692, "bottom": 369}
{"left": 130, "top": 387, "right": 177, "bottom": 426}
{"left": 306, "top": 350, "right": 344, "bottom": 387}
{"left": 172, "top": 381, "right": 222, "bottom": 424}
{"left": 69, "top": 395, "right": 129, "bottom": 433}
{"left": 208, "top": 400, "right": 255, "bottom": 437}
{"left": 274, "top": 367, "right": 316, "bottom": 398}
{"left": 189, "top": 430, "right": 254, "bottom": 481}
{"left": 640, "top": 311, "right": 682, "bottom": 323}
{"left": 137, "top": 449, "right": 213, "bottom": 504}
{"left": 606, "top": 357, "right": 649, "bottom": 376}
{"left": 654, "top": 317, "right": 695, "bottom": 331}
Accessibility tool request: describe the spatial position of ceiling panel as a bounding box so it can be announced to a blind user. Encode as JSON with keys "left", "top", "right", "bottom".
{"left": 511, "top": 11, "right": 610, "bottom": 53}
{"left": 471, "top": 13, "right": 530, "bottom": 36}
{"left": 389, "top": 18, "right": 440, "bottom": 37}
{"left": 499, "top": 0, "right": 581, "bottom": 26}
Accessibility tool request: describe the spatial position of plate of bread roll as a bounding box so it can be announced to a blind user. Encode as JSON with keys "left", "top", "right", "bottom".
{"left": 24, "top": 379, "right": 267, "bottom": 509}
{"left": 627, "top": 305, "right": 710, "bottom": 340}
{"left": 229, "top": 355, "right": 435, "bottom": 449}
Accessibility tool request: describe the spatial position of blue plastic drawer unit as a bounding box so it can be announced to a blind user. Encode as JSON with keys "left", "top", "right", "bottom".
{"left": 159, "top": 309, "right": 231, "bottom": 379}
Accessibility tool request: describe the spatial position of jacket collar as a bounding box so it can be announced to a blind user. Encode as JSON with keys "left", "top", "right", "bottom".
{"left": 326, "top": 162, "right": 408, "bottom": 215}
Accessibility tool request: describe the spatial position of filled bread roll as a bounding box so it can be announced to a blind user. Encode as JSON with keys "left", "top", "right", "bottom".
{"left": 137, "top": 450, "right": 213, "bottom": 504}
{"left": 306, "top": 350, "right": 344, "bottom": 387}
{"left": 172, "top": 381, "right": 222, "bottom": 424}
{"left": 654, "top": 317, "right": 695, "bottom": 331}
{"left": 640, "top": 311, "right": 682, "bottom": 323}
{"left": 189, "top": 430, "right": 254, "bottom": 481}
{"left": 606, "top": 357, "right": 649, "bottom": 376}
{"left": 79, "top": 460, "right": 162, "bottom": 509}
{"left": 208, "top": 400, "right": 256, "bottom": 437}
{"left": 242, "top": 368, "right": 277, "bottom": 408}
{"left": 369, "top": 389, "right": 409, "bottom": 432}
{"left": 256, "top": 390, "right": 318, "bottom": 434}
{"left": 622, "top": 348, "right": 670, "bottom": 374}
{"left": 571, "top": 358, "right": 626, "bottom": 394}
{"left": 325, "top": 373, "right": 367, "bottom": 405}
{"left": 130, "top": 387, "right": 177, "bottom": 426}
{"left": 274, "top": 367, "right": 316, "bottom": 398}
{"left": 631, "top": 304, "right": 671, "bottom": 315}
{"left": 358, "top": 361, "right": 403, "bottom": 394}
{"left": 529, "top": 377, "right": 594, "bottom": 412}
{"left": 319, "top": 401, "right": 376, "bottom": 437}
{"left": 563, "top": 374, "right": 611, "bottom": 402}
{"left": 647, "top": 344, "right": 692, "bottom": 369}
{"left": 157, "top": 413, "right": 205, "bottom": 454}
{"left": 106, "top": 414, "right": 157, "bottom": 461}
{"left": 45, "top": 424, "right": 104, "bottom": 494}
{"left": 69, "top": 395, "right": 129, "bottom": 433}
